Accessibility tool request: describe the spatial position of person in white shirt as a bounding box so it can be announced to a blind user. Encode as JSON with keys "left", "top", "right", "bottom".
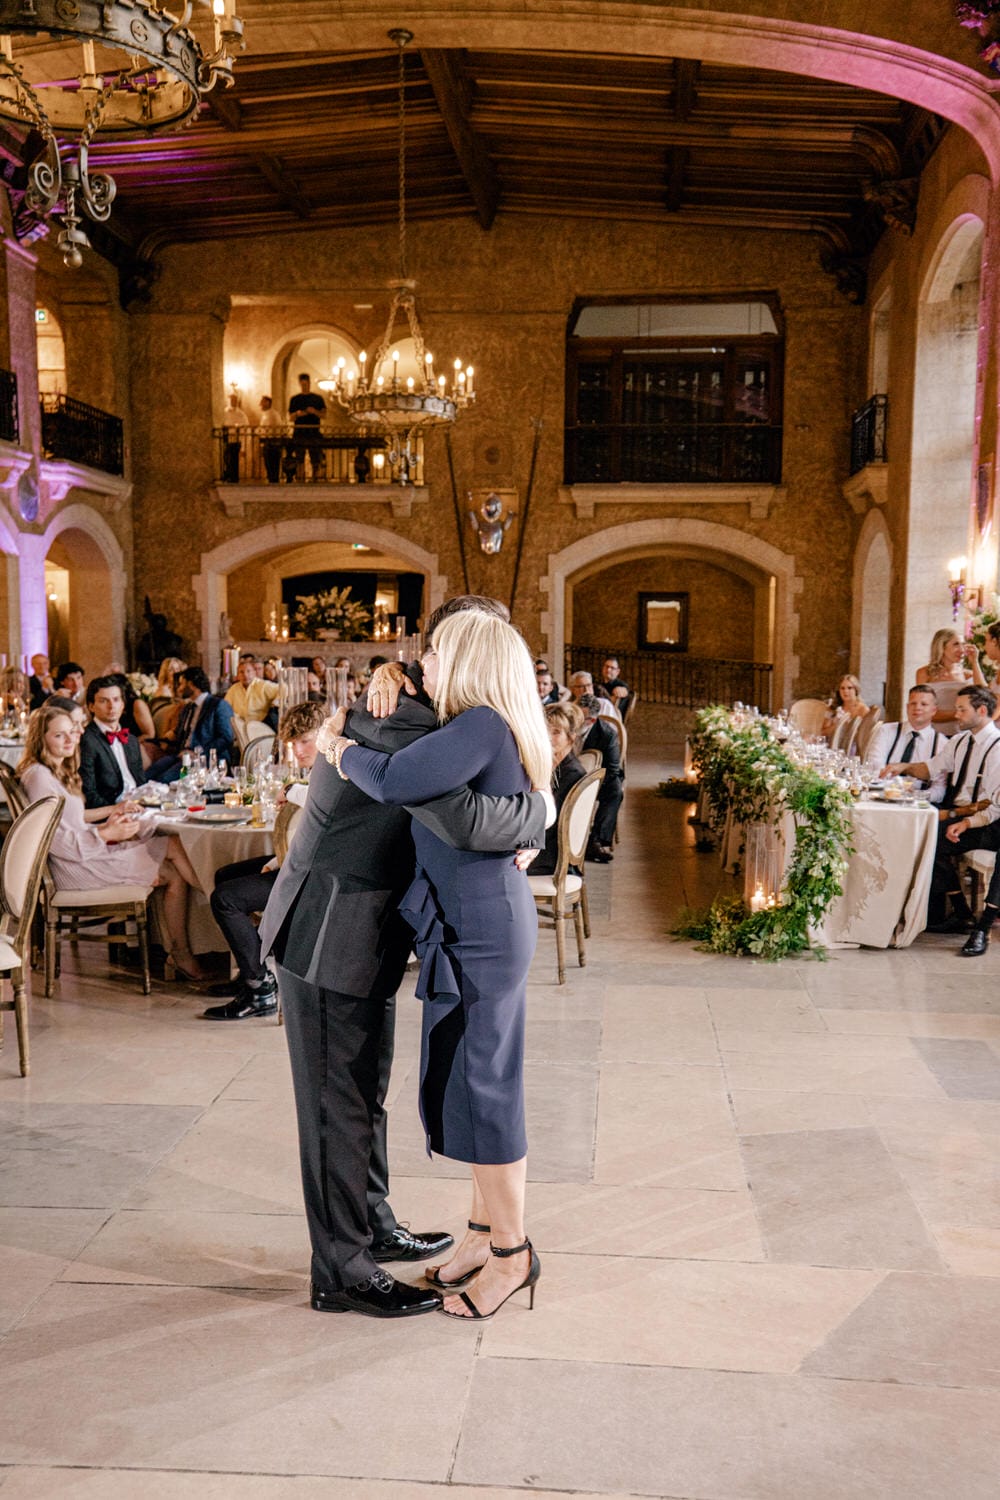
{"left": 883, "top": 684, "right": 1000, "bottom": 936}
{"left": 222, "top": 391, "right": 248, "bottom": 483}
{"left": 569, "top": 670, "right": 621, "bottom": 721}
{"left": 867, "top": 685, "right": 947, "bottom": 803}
{"left": 259, "top": 394, "right": 284, "bottom": 483}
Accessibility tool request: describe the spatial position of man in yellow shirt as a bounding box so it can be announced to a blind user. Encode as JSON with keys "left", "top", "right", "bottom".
{"left": 225, "top": 655, "right": 280, "bottom": 724}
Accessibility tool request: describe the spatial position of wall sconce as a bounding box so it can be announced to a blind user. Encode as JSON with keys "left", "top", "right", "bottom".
{"left": 226, "top": 364, "right": 250, "bottom": 400}
{"left": 372, "top": 451, "right": 386, "bottom": 482}
{"left": 948, "top": 555, "right": 970, "bottom": 619}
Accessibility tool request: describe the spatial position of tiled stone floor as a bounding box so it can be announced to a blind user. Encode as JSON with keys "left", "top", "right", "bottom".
{"left": 3, "top": 730, "right": 1000, "bottom": 1498}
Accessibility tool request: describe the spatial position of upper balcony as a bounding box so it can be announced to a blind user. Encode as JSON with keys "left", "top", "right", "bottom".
{"left": 40, "top": 394, "right": 125, "bottom": 477}
{"left": 210, "top": 424, "right": 428, "bottom": 519}
{"left": 843, "top": 394, "right": 889, "bottom": 513}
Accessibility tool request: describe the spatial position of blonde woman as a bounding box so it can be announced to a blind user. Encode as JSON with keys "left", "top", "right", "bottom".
{"left": 149, "top": 656, "right": 186, "bottom": 737}
{"left": 821, "top": 673, "right": 869, "bottom": 742}
{"left": 19, "top": 700, "right": 209, "bottom": 981}
{"left": 916, "top": 628, "right": 986, "bottom": 734}
{"left": 328, "top": 611, "right": 551, "bottom": 1322}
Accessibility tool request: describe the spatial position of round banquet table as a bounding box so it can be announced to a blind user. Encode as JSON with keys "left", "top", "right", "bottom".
{"left": 152, "top": 813, "right": 275, "bottom": 953}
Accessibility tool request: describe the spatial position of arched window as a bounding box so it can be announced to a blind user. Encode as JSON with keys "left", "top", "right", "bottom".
{"left": 565, "top": 298, "right": 783, "bottom": 485}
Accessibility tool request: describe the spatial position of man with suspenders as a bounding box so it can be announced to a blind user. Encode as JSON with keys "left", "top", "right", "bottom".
{"left": 866, "top": 685, "right": 947, "bottom": 802}
{"left": 882, "top": 684, "right": 1000, "bottom": 942}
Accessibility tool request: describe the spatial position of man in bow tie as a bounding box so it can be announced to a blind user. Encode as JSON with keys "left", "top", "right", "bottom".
{"left": 79, "top": 675, "right": 145, "bottom": 813}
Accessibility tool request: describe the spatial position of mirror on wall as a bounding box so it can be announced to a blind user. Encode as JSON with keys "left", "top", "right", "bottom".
{"left": 638, "top": 591, "right": 689, "bottom": 652}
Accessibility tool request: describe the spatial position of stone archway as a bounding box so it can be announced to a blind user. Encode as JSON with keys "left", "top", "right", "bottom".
{"left": 542, "top": 518, "right": 801, "bottom": 706}
{"left": 851, "top": 509, "right": 893, "bottom": 708}
{"left": 36, "top": 503, "right": 127, "bottom": 669}
{"left": 194, "top": 517, "right": 447, "bottom": 670}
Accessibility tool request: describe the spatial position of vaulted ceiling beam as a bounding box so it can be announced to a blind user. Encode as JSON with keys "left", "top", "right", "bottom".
{"left": 421, "top": 48, "right": 500, "bottom": 230}
{"left": 254, "top": 153, "right": 312, "bottom": 219}
{"left": 673, "top": 59, "right": 699, "bottom": 122}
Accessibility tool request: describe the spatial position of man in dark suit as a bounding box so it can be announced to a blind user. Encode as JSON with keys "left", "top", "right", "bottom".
{"left": 259, "top": 618, "right": 547, "bottom": 1320}
{"left": 146, "top": 666, "right": 235, "bottom": 782}
{"left": 28, "top": 653, "right": 53, "bottom": 711}
{"left": 578, "top": 692, "right": 624, "bottom": 861}
{"left": 79, "top": 674, "right": 146, "bottom": 811}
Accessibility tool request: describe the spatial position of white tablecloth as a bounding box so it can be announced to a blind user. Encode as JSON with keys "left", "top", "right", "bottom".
{"left": 719, "top": 799, "right": 937, "bottom": 949}
{"left": 153, "top": 815, "right": 274, "bottom": 952}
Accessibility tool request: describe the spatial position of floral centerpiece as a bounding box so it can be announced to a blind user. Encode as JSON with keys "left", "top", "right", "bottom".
{"left": 127, "top": 671, "right": 158, "bottom": 702}
{"left": 293, "top": 586, "right": 372, "bottom": 641}
{"left": 675, "top": 705, "right": 854, "bottom": 960}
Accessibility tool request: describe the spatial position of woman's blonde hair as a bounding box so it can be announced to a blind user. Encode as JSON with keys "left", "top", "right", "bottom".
{"left": 829, "top": 673, "right": 862, "bottom": 710}
{"left": 545, "top": 699, "right": 584, "bottom": 740}
{"left": 156, "top": 656, "right": 185, "bottom": 694}
{"left": 431, "top": 611, "right": 553, "bottom": 790}
{"left": 928, "top": 628, "right": 960, "bottom": 673}
{"left": 17, "top": 701, "right": 82, "bottom": 794}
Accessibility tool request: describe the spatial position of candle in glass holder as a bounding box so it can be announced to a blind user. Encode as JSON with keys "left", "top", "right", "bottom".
{"left": 750, "top": 886, "right": 767, "bottom": 913}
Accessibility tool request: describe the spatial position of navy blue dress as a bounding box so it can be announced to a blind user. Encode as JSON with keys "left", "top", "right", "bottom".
{"left": 343, "top": 706, "right": 536, "bottom": 1164}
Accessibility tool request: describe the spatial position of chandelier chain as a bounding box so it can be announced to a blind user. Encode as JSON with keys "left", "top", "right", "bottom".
{"left": 397, "top": 35, "right": 407, "bottom": 281}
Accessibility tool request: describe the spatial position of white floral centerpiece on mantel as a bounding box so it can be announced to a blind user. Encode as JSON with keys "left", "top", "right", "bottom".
{"left": 293, "top": 586, "right": 372, "bottom": 641}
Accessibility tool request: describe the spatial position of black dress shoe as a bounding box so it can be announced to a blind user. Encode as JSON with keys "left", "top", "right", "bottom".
{"left": 202, "top": 978, "right": 278, "bottom": 1020}
{"left": 204, "top": 976, "right": 244, "bottom": 998}
{"left": 310, "top": 1270, "right": 442, "bottom": 1318}
{"left": 960, "top": 928, "right": 991, "bottom": 957}
{"left": 926, "top": 914, "right": 975, "bottom": 934}
{"left": 372, "top": 1225, "right": 455, "bottom": 1263}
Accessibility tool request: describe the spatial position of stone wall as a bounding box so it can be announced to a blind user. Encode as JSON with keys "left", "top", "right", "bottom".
{"left": 571, "top": 558, "right": 756, "bottom": 661}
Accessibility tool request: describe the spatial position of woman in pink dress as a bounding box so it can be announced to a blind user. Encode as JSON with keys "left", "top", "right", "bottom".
{"left": 18, "top": 701, "right": 208, "bottom": 979}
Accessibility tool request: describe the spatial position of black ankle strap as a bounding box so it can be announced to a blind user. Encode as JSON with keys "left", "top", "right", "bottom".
{"left": 491, "top": 1238, "right": 531, "bottom": 1258}
{"left": 468, "top": 1220, "right": 491, "bottom": 1234}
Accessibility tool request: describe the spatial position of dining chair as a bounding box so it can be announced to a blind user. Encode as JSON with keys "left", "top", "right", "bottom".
{"left": 527, "top": 768, "right": 604, "bottom": 984}
{"left": 242, "top": 734, "right": 277, "bottom": 778}
{"left": 578, "top": 748, "right": 603, "bottom": 775}
{"left": 622, "top": 691, "right": 640, "bottom": 727}
{"left": 0, "top": 795, "right": 63, "bottom": 1076}
{"left": 789, "top": 698, "right": 828, "bottom": 738}
{"left": 0, "top": 761, "right": 27, "bottom": 816}
{"left": 603, "top": 714, "right": 627, "bottom": 844}
{"left": 231, "top": 714, "right": 250, "bottom": 756}
{"left": 852, "top": 705, "right": 884, "bottom": 762}
{"left": 43, "top": 860, "right": 155, "bottom": 998}
{"left": 272, "top": 800, "right": 302, "bottom": 864}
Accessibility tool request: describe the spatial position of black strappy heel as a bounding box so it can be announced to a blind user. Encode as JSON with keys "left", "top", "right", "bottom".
{"left": 424, "top": 1220, "right": 491, "bottom": 1290}
{"left": 439, "top": 1238, "right": 540, "bottom": 1320}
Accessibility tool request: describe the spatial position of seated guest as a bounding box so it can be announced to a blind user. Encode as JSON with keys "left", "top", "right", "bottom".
{"left": 866, "top": 686, "right": 947, "bottom": 802}
{"left": 882, "top": 684, "right": 1000, "bottom": 943}
{"left": 531, "top": 701, "right": 586, "bottom": 876}
{"left": 149, "top": 656, "right": 185, "bottom": 716}
{"left": 310, "top": 656, "right": 328, "bottom": 679}
{"left": 915, "top": 627, "right": 987, "bottom": 734}
{"left": 577, "top": 692, "right": 624, "bottom": 862}
{"left": 821, "top": 673, "right": 869, "bottom": 741}
{"left": 536, "top": 668, "right": 561, "bottom": 705}
{"left": 19, "top": 701, "right": 209, "bottom": 980}
{"left": 101, "top": 670, "right": 156, "bottom": 751}
{"left": 262, "top": 659, "right": 279, "bottom": 682}
{"left": 147, "top": 666, "right": 235, "bottom": 783}
{"left": 599, "top": 656, "right": 631, "bottom": 714}
{"left": 306, "top": 671, "right": 326, "bottom": 703}
{"left": 46, "top": 694, "right": 87, "bottom": 746}
{"left": 201, "top": 702, "right": 325, "bottom": 1020}
{"left": 225, "top": 655, "right": 280, "bottom": 724}
{"left": 79, "top": 675, "right": 146, "bottom": 811}
{"left": 28, "top": 653, "right": 53, "bottom": 711}
{"left": 53, "top": 661, "right": 86, "bottom": 702}
{"left": 0, "top": 666, "right": 28, "bottom": 713}
{"left": 570, "top": 670, "right": 621, "bottom": 721}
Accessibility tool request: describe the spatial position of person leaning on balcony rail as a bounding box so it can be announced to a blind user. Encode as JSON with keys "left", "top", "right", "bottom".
{"left": 222, "top": 391, "right": 248, "bottom": 483}
{"left": 258, "top": 393, "right": 284, "bottom": 484}
{"left": 820, "top": 673, "right": 869, "bottom": 743}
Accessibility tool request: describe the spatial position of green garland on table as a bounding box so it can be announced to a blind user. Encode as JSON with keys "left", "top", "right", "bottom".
{"left": 674, "top": 705, "right": 854, "bottom": 960}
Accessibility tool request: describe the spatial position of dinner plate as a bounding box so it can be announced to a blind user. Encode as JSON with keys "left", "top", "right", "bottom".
{"left": 185, "top": 808, "right": 253, "bottom": 825}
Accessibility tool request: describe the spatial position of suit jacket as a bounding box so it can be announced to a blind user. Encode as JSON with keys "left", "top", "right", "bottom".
{"left": 259, "top": 695, "right": 546, "bottom": 999}
{"left": 583, "top": 717, "right": 623, "bottom": 781}
{"left": 187, "top": 695, "right": 235, "bottom": 762}
{"left": 29, "top": 675, "right": 50, "bottom": 711}
{"left": 79, "top": 720, "right": 145, "bottom": 809}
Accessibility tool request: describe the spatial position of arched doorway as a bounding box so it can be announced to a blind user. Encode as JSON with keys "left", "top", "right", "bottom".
{"left": 905, "top": 183, "right": 988, "bottom": 688}
{"left": 852, "top": 511, "right": 892, "bottom": 707}
{"left": 543, "top": 519, "right": 801, "bottom": 706}
{"left": 41, "top": 504, "right": 126, "bottom": 670}
{"left": 194, "top": 518, "right": 446, "bottom": 672}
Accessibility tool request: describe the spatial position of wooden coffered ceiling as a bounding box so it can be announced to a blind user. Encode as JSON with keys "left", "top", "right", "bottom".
{"left": 51, "top": 45, "right": 946, "bottom": 298}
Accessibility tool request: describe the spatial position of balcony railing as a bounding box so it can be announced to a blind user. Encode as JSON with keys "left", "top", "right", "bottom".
{"left": 850, "top": 394, "right": 888, "bottom": 475}
{"left": 213, "top": 425, "right": 424, "bottom": 487}
{"left": 40, "top": 394, "right": 124, "bottom": 475}
{"left": 564, "top": 423, "right": 783, "bottom": 486}
{"left": 0, "top": 366, "right": 18, "bottom": 444}
{"left": 565, "top": 645, "right": 773, "bottom": 713}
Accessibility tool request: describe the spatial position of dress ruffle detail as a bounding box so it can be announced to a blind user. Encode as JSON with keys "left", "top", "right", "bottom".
{"left": 398, "top": 870, "right": 462, "bottom": 1004}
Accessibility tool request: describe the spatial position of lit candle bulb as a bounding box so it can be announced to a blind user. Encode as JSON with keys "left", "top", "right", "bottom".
{"left": 750, "top": 886, "right": 766, "bottom": 913}
{"left": 406, "top": 376, "right": 414, "bottom": 391}
{"left": 465, "top": 365, "right": 474, "bottom": 395}
{"left": 457, "top": 370, "right": 466, "bottom": 388}
{"left": 376, "top": 375, "right": 384, "bottom": 388}
{"left": 437, "top": 374, "right": 446, "bottom": 392}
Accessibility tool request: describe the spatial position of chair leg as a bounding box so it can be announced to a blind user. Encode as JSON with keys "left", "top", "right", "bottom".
{"left": 554, "top": 899, "right": 567, "bottom": 985}
{"left": 44, "top": 915, "right": 57, "bottom": 998}
{"left": 580, "top": 881, "right": 592, "bottom": 940}
{"left": 572, "top": 899, "right": 587, "bottom": 967}
{"left": 136, "top": 909, "right": 151, "bottom": 996}
{"left": 13, "top": 977, "right": 28, "bottom": 1076}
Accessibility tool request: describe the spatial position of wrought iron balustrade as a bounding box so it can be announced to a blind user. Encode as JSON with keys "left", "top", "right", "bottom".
{"left": 565, "top": 645, "right": 773, "bottom": 713}
{"left": 213, "top": 425, "right": 424, "bottom": 487}
{"left": 564, "top": 422, "right": 783, "bottom": 485}
{"left": 40, "top": 394, "right": 124, "bottom": 475}
{"left": 850, "top": 394, "right": 888, "bottom": 474}
{"left": 0, "top": 366, "right": 18, "bottom": 443}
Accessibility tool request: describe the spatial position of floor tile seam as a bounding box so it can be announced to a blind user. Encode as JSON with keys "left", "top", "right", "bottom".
{"left": 0, "top": 1461, "right": 684, "bottom": 1499}
{"left": 709, "top": 1008, "right": 764, "bottom": 1259}
{"left": 865, "top": 1116, "right": 966, "bottom": 1271}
